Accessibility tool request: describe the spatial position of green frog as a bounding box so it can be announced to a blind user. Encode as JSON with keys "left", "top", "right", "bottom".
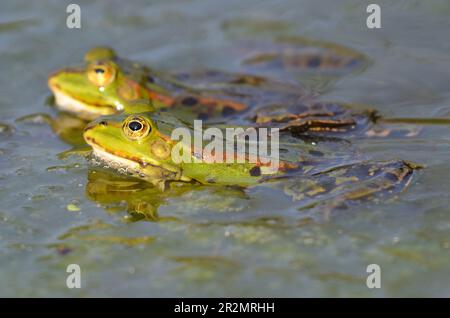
{"left": 48, "top": 46, "right": 254, "bottom": 121}
{"left": 83, "top": 110, "right": 421, "bottom": 206}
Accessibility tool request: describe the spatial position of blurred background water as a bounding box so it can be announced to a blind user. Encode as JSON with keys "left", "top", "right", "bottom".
{"left": 1, "top": 0, "right": 450, "bottom": 297}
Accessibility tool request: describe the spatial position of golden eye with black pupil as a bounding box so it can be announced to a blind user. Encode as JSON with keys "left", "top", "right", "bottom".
{"left": 122, "top": 116, "right": 151, "bottom": 140}
{"left": 87, "top": 61, "right": 116, "bottom": 87}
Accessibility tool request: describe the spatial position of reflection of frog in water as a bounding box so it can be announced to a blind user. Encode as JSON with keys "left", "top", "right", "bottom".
{"left": 85, "top": 168, "right": 188, "bottom": 221}
{"left": 85, "top": 168, "right": 248, "bottom": 222}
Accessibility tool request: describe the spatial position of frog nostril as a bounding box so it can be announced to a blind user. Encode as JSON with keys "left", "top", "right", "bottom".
{"left": 84, "top": 123, "right": 96, "bottom": 133}
{"left": 99, "top": 121, "right": 108, "bottom": 126}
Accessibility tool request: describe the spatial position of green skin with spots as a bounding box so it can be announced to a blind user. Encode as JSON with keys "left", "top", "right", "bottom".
{"left": 48, "top": 47, "right": 256, "bottom": 122}
{"left": 83, "top": 111, "right": 421, "bottom": 202}
{"left": 83, "top": 110, "right": 355, "bottom": 187}
{"left": 83, "top": 111, "right": 274, "bottom": 188}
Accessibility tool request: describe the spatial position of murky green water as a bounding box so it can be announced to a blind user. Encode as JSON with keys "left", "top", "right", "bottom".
{"left": 1, "top": 0, "right": 450, "bottom": 297}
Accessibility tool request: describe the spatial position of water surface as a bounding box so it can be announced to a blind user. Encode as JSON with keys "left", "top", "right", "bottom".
{"left": 1, "top": 0, "right": 450, "bottom": 297}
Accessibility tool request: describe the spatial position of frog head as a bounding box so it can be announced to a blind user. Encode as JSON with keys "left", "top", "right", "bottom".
{"left": 48, "top": 47, "right": 156, "bottom": 120}
{"left": 83, "top": 110, "right": 192, "bottom": 188}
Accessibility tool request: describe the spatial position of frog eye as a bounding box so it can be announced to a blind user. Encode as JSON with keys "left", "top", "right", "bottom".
{"left": 87, "top": 61, "right": 116, "bottom": 87}
{"left": 123, "top": 116, "right": 151, "bottom": 140}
